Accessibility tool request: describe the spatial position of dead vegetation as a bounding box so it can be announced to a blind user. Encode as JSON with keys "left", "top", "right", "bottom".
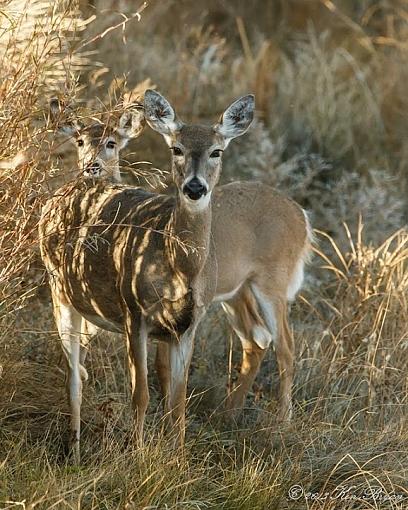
{"left": 1, "top": 1, "right": 408, "bottom": 508}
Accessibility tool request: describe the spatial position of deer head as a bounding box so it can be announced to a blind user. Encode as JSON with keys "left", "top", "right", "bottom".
{"left": 49, "top": 99, "right": 145, "bottom": 182}
{"left": 144, "top": 90, "right": 255, "bottom": 210}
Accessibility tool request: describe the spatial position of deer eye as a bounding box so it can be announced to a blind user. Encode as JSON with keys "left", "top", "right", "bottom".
{"left": 172, "top": 146, "right": 183, "bottom": 156}
{"left": 106, "top": 140, "right": 116, "bottom": 150}
{"left": 210, "top": 149, "right": 222, "bottom": 158}
{"left": 77, "top": 139, "right": 84, "bottom": 147}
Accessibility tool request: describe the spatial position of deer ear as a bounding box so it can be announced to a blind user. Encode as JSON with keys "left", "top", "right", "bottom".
{"left": 49, "top": 98, "right": 84, "bottom": 137}
{"left": 116, "top": 107, "right": 146, "bottom": 148}
{"left": 143, "top": 90, "right": 182, "bottom": 143}
{"left": 214, "top": 95, "right": 255, "bottom": 145}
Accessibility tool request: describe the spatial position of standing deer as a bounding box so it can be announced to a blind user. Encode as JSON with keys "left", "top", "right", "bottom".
{"left": 48, "top": 99, "right": 146, "bottom": 368}
{"left": 39, "top": 90, "right": 256, "bottom": 462}
{"left": 150, "top": 115, "right": 312, "bottom": 423}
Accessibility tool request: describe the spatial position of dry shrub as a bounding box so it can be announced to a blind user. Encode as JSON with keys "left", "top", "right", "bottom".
{"left": 0, "top": 0, "right": 86, "bottom": 324}
{"left": 275, "top": 164, "right": 406, "bottom": 245}
{"left": 296, "top": 224, "right": 408, "bottom": 427}
{"left": 271, "top": 29, "right": 384, "bottom": 164}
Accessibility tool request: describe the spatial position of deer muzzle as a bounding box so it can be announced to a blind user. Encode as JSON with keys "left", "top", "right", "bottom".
{"left": 182, "top": 177, "right": 208, "bottom": 201}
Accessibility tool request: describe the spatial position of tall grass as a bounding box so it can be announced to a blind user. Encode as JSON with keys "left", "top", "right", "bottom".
{"left": 1, "top": 226, "right": 408, "bottom": 507}
{"left": 0, "top": 0, "right": 87, "bottom": 323}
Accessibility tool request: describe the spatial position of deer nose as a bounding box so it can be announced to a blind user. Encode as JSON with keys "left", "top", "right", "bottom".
{"left": 182, "top": 177, "right": 207, "bottom": 201}
{"left": 84, "top": 162, "right": 101, "bottom": 176}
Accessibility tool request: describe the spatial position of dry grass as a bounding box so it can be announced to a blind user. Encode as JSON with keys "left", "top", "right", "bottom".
{"left": 1, "top": 1, "right": 408, "bottom": 508}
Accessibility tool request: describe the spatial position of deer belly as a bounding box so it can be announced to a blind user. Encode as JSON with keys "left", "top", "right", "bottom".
{"left": 60, "top": 270, "right": 124, "bottom": 333}
{"left": 80, "top": 312, "right": 123, "bottom": 333}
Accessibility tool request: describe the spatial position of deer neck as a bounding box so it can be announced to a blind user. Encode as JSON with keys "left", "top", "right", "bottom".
{"left": 112, "top": 167, "right": 121, "bottom": 183}
{"left": 165, "top": 191, "right": 212, "bottom": 281}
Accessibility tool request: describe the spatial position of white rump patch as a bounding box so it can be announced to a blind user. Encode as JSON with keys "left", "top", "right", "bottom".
{"left": 303, "top": 209, "right": 315, "bottom": 261}
{"left": 286, "top": 209, "right": 313, "bottom": 301}
{"left": 286, "top": 259, "right": 305, "bottom": 302}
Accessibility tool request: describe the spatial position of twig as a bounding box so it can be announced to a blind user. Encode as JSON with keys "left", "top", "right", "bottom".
{"left": 319, "top": 0, "right": 375, "bottom": 53}
{"left": 77, "top": 1, "right": 150, "bottom": 50}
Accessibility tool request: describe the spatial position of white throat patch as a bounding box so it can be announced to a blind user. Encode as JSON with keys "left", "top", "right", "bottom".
{"left": 180, "top": 190, "right": 212, "bottom": 212}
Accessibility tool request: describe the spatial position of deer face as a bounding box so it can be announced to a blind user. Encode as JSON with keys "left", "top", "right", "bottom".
{"left": 73, "top": 124, "right": 123, "bottom": 179}
{"left": 144, "top": 90, "right": 255, "bottom": 211}
{"left": 50, "top": 100, "right": 145, "bottom": 182}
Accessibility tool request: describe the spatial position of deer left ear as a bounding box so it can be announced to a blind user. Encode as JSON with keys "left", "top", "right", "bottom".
{"left": 214, "top": 94, "right": 255, "bottom": 145}
{"left": 116, "top": 107, "right": 146, "bottom": 149}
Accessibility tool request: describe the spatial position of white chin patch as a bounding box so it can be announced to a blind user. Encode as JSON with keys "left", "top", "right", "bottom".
{"left": 181, "top": 190, "right": 212, "bottom": 212}
{"left": 83, "top": 171, "right": 101, "bottom": 178}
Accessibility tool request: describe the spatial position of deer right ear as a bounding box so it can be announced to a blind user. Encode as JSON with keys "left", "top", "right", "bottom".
{"left": 143, "top": 90, "right": 182, "bottom": 143}
{"left": 214, "top": 94, "right": 255, "bottom": 145}
{"left": 116, "top": 107, "right": 145, "bottom": 148}
{"left": 49, "top": 98, "right": 84, "bottom": 137}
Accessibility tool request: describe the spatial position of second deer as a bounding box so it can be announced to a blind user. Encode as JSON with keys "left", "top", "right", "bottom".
{"left": 49, "top": 98, "right": 145, "bottom": 183}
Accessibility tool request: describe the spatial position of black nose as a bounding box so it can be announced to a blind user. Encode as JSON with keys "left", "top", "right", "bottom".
{"left": 182, "top": 177, "right": 207, "bottom": 201}
{"left": 84, "top": 162, "right": 101, "bottom": 176}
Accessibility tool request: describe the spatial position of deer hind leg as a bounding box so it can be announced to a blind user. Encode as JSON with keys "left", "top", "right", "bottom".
{"left": 252, "top": 285, "right": 294, "bottom": 422}
{"left": 124, "top": 313, "right": 149, "bottom": 446}
{"left": 53, "top": 299, "right": 83, "bottom": 463}
{"left": 222, "top": 286, "right": 271, "bottom": 416}
{"left": 276, "top": 302, "right": 295, "bottom": 421}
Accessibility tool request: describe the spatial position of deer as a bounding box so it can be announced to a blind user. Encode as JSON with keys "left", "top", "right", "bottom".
{"left": 150, "top": 113, "right": 312, "bottom": 424}
{"left": 48, "top": 99, "right": 146, "bottom": 368}
{"left": 39, "top": 90, "right": 259, "bottom": 462}
{"left": 49, "top": 98, "right": 145, "bottom": 183}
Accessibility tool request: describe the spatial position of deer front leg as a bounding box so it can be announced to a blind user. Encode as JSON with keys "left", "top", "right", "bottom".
{"left": 155, "top": 341, "right": 171, "bottom": 416}
{"left": 54, "top": 300, "right": 83, "bottom": 464}
{"left": 124, "top": 313, "right": 149, "bottom": 446}
{"left": 78, "top": 318, "right": 98, "bottom": 381}
{"left": 168, "top": 328, "right": 195, "bottom": 447}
